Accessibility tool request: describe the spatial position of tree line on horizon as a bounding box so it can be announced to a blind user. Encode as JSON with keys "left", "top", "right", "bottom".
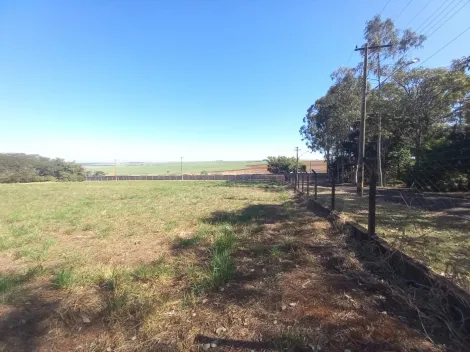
{"left": 300, "top": 15, "right": 470, "bottom": 192}
{"left": 0, "top": 153, "right": 86, "bottom": 183}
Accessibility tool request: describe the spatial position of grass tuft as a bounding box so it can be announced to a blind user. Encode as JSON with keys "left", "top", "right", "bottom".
{"left": 52, "top": 268, "right": 74, "bottom": 289}
{"left": 206, "top": 229, "right": 236, "bottom": 289}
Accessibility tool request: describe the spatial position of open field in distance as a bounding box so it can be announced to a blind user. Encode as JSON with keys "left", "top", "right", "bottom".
{"left": 82, "top": 160, "right": 327, "bottom": 175}
{"left": 0, "top": 181, "right": 449, "bottom": 351}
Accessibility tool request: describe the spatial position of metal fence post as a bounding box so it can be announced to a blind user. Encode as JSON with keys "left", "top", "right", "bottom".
{"left": 301, "top": 173, "right": 304, "bottom": 193}
{"left": 368, "top": 169, "right": 377, "bottom": 237}
{"left": 331, "top": 174, "right": 336, "bottom": 211}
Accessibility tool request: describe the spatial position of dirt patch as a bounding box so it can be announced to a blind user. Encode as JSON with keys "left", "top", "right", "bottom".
{"left": 210, "top": 160, "right": 327, "bottom": 175}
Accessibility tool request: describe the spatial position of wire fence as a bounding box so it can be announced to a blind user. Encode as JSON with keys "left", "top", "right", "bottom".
{"left": 292, "top": 162, "right": 470, "bottom": 292}
{"left": 85, "top": 174, "right": 285, "bottom": 182}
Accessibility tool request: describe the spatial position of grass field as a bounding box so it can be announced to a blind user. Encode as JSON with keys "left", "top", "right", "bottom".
{"left": 83, "top": 161, "right": 266, "bottom": 175}
{"left": 0, "top": 181, "right": 455, "bottom": 351}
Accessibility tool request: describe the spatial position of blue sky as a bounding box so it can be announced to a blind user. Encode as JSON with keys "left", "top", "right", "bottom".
{"left": 1, "top": 0, "right": 469, "bottom": 162}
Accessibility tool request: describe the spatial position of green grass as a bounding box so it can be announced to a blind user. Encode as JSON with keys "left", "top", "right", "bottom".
{"left": 133, "top": 258, "right": 172, "bottom": 280}
{"left": 0, "top": 181, "right": 289, "bottom": 297}
{"left": 84, "top": 160, "right": 265, "bottom": 175}
{"left": 208, "top": 227, "right": 236, "bottom": 287}
{"left": 52, "top": 268, "right": 75, "bottom": 289}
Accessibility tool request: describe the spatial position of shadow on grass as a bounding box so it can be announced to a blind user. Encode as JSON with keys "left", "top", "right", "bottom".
{"left": 0, "top": 266, "right": 180, "bottom": 352}
{"left": 179, "top": 198, "right": 469, "bottom": 351}
{"left": 0, "top": 293, "right": 60, "bottom": 352}
{"left": 316, "top": 191, "right": 470, "bottom": 289}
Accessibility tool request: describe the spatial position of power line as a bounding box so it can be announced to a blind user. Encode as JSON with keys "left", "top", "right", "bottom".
{"left": 425, "top": 0, "right": 470, "bottom": 37}
{"left": 420, "top": 0, "right": 465, "bottom": 34}
{"left": 374, "top": 0, "right": 466, "bottom": 72}
{"left": 418, "top": 25, "right": 470, "bottom": 66}
{"left": 415, "top": 0, "right": 452, "bottom": 33}
{"left": 345, "top": 51, "right": 354, "bottom": 66}
{"left": 379, "top": 0, "right": 392, "bottom": 15}
{"left": 404, "top": 0, "right": 433, "bottom": 27}
{"left": 395, "top": 0, "right": 414, "bottom": 21}
{"left": 372, "top": 24, "right": 469, "bottom": 89}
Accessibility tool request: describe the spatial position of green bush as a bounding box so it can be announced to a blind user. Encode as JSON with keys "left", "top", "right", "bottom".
{"left": 0, "top": 153, "right": 85, "bottom": 183}
{"left": 266, "top": 156, "right": 304, "bottom": 174}
{"left": 436, "top": 172, "right": 468, "bottom": 192}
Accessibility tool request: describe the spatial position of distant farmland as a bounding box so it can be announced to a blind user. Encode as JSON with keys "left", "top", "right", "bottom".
{"left": 83, "top": 160, "right": 326, "bottom": 175}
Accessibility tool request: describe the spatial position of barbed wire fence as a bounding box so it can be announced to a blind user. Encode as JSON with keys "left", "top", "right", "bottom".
{"left": 290, "top": 156, "right": 470, "bottom": 291}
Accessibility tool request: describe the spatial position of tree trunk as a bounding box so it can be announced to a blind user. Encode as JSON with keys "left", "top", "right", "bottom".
{"left": 326, "top": 147, "right": 330, "bottom": 174}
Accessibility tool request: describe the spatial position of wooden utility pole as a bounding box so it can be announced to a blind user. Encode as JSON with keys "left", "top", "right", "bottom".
{"left": 354, "top": 43, "right": 392, "bottom": 196}
{"left": 377, "top": 53, "right": 384, "bottom": 187}
{"left": 355, "top": 43, "right": 368, "bottom": 197}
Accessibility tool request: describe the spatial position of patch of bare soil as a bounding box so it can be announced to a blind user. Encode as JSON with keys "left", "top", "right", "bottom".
{"left": 210, "top": 164, "right": 269, "bottom": 175}
{"left": 210, "top": 160, "right": 326, "bottom": 175}
{"left": 1, "top": 193, "right": 466, "bottom": 351}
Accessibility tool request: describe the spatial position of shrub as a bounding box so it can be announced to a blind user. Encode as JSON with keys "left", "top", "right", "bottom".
{"left": 266, "top": 156, "right": 304, "bottom": 174}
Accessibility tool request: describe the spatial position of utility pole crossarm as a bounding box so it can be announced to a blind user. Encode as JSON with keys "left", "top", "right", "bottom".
{"left": 355, "top": 44, "right": 392, "bottom": 51}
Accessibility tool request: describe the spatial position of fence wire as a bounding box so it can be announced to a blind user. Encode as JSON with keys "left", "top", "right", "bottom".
{"left": 292, "top": 161, "right": 470, "bottom": 291}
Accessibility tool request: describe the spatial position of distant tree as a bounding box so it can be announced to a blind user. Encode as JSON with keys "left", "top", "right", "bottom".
{"left": 93, "top": 171, "right": 106, "bottom": 177}
{"left": 266, "top": 156, "right": 302, "bottom": 174}
{"left": 0, "top": 153, "right": 86, "bottom": 183}
{"left": 200, "top": 170, "right": 208, "bottom": 175}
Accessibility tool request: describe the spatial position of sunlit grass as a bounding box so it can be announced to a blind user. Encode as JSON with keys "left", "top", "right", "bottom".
{"left": 0, "top": 181, "right": 290, "bottom": 300}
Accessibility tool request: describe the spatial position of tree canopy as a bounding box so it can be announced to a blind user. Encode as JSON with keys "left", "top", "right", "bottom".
{"left": 300, "top": 15, "right": 470, "bottom": 191}
{"left": 0, "top": 153, "right": 86, "bottom": 183}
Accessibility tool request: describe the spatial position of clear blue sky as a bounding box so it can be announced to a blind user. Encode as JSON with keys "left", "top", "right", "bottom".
{"left": 1, "top": 0, "right": 468, "bottom": 162}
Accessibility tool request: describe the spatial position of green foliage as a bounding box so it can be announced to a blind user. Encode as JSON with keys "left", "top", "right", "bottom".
{"left": 200, "top": 170, "right": 208, "bottom": 175}
{"left": 405, "top": 127, "right": 470, "bottom": 191}
{"left": 300, "top": 14, "right": 470, "bottom": 190}
{"left": 0, "top": 153, "right": 86, "bottom": 183}
{"left": 266, "top": 156, "right": 302, "bottom": 174}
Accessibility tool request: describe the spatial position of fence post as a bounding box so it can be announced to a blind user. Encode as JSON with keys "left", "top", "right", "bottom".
{"left": 331, "top": 174, "right": 336, "bottom": 211}
{"left": 368, "top": 169, "right": 377, "bottom": 237}
{"left": 301, "top": 173, "right": 304, "bottom": 193}
{"left": 312, "top": 171, "right": 317, "bottom": 200}
{"left": 306, "top": 172, "right": 309, "bottom": 196}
